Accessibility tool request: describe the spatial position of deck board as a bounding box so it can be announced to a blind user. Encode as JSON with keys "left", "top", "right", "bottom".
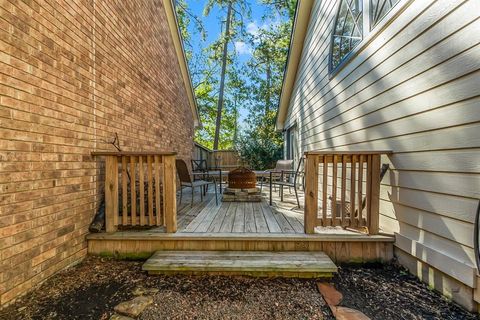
{"left": 219, "top": 202, "right": 237, "bottom": 232}
{"left": 244, "top": 202, "right": 257, "bottom": 233}
{"left": 253, "top": 202, "right": 269, "bottom": 232}
{"left": 177, "top": 187, "right": 307, "bottom": 234}
{"left": 232, "top": 202, "right": 246, "bottom": 232}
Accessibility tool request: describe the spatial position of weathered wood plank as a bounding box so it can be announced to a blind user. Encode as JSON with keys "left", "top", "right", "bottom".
{"left": 143, "top": 251, "right": 338, "bottom": 276}
{"left": 244, "top": 202, "right": 257, "bottom": 233}
{"left": 154, "top": 155, "right": 161, "bottom": 226}
{"left": 220, "top": 202, "right": 237, "bottom": 232}
{"left": 147, "top": 155, "right": 154, "bottom": 225}
{"left": 206, "top": 202, "right": 229, "bottom": 233}
{"left": 139, "top": 156, "right": 145, "bottom": 226}
{"left": 369, "top": 154, "right": 381, "bottom": 234}
{"left": 322, "top": 156, "right": 328, "bottom": 226}
{"left": 261, "top": 202, "right": 282, "bottom": 233}
{"left": 253, "top": 202, "right": 269, "bottom": 233}
{"left": 163, "top": 155, "right": 177, "bottom": 233}
{"left": 304, "top": 154, "right": 319, "bottom": 233}
{"left": 357, "top": 155, "right": 364, "bottom": 226}
{"left": 184, "top": 196, "right": 220, "bottom": 232}
{"left": 273, "top": 209, "right": 295, "bottom": 233}
{"left": 130, "top": 156, "right": 137, "bottom": 226}
{"left": 105, "top": 156, "right": 118, "bottom": 233}
{"left": 232, "top": 202, "right": 246, "bottom": 233}
{"left": 121, "top": 156, "right": 128, "bottom": 226}
{"left": 350, "top": 155, "right": 356, "bottom": 228}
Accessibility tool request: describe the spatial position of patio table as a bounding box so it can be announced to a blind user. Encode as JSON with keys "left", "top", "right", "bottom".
{"left": 192, "top": 170, "right": 229, "bottom": 193}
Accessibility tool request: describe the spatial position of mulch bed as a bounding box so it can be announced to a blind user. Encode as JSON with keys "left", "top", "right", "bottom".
{"left": 0, "top": 256, "right": 331, "bottom": 320}
{"left": 0, "top": 257, "right": 478, "bottom": 320}
{"left": 332, "top": 263, "right": 480, "bottom": 320}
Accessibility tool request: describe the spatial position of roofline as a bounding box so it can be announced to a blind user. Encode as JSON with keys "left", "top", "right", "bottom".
{"left": 275, "top": 0, "right": 314, "bottom": 131}
{"left": 163, "top": 0, "right": 201, "bottom": 128}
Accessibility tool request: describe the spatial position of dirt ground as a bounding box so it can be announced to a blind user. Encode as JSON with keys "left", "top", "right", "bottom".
{"left": 333, "top": 263, "right": 479, "bottom": 320}
{"left": 0, "top": 257, "right": 330, "bottom": 320}
{"left": 0, "top": 257, "right": 478, "bottom": 320}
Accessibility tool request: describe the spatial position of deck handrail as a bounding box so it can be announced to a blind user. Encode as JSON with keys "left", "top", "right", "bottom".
{"left": 304, "top": 150, "right": 392, "bottom": 234}
{"left": 92, "top": 151, "right": 177, "bottom": 233}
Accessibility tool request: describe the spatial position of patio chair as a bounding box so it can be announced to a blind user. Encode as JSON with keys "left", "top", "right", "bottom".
{"left": 176, "top": 159, "right": 218, "bottom": 207}
{"left": 191, "top": 159, "right": 210, "bottom": 192}
{"left": 269, "top": 158, "right": 304, "bottom": 208}
{"left": 260, "top": 160, "right": 294, "bottom": 192}
{"left": 191, "top": 159, "right": 208, "bottom": 174}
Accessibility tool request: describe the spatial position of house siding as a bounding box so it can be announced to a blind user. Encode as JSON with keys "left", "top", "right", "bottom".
{"left": 284, "top": 0, "right": 480, "bottom": 309}
{"left": 0, "top": 0, "right": 194, "bottom": 306}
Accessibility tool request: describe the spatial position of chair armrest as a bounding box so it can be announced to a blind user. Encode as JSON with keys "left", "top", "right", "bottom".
{"left": 267, "top": 170, "right": 283, "bottom": 174}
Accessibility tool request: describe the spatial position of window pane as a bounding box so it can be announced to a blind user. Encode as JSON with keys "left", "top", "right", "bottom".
{"left": 370, "top": 0, "right": 400, "bottom": 28}
{"left": 330, "top": 0, "right": 364, "bottom": 70}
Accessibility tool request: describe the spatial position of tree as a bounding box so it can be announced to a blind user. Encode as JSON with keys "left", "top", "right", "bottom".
{"left": 237, "top": 3, "right": 294, "bottom": 168}
{"left": 203, "top": 0, "right": 250, "bottom": 149}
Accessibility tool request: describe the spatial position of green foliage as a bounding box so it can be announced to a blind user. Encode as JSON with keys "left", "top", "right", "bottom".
{"left": 176, "top": 0, "right": 296, "bottom": 156}
{"left": 238, "top": 5, "right": 294, "bottom": 168}
{"left": 237, "top": 134, "right": 282, "bottom": 170}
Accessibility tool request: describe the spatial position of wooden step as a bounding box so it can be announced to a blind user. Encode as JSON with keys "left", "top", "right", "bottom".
{"left": 142, "top": 251, "right": 337, "bottom": 278}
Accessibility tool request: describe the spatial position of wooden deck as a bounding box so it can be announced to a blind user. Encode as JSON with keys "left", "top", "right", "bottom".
{"left": 177, "top": 189, "right": 305, "bottom": 234}
{"left": 87, "top": 186, "right": 394, "bottom": 263}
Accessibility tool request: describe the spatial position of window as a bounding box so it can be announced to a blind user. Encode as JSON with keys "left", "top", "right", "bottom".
{"left": 285, "top": 125, "right": 296, "bottom": 161}
{"left": 371, "top": 0, "right": 401, "bottom": 27}
{"left": 330, "top": 0, "right": 401, "bottom": 72}
{"left": 331, "top": 0, "right": 364, "bottom": 71}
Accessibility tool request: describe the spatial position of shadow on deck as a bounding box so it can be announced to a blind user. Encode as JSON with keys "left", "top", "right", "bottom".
{"left": 87, "top": 187, "right": 394, "bottom": 263}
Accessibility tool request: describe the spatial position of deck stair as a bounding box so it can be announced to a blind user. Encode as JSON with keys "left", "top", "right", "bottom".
{"left": 142, "top": 250, "right": 337, "bottom": 278}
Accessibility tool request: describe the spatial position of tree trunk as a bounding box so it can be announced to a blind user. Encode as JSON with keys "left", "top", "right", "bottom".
{"left": 265, "top": 56, "right": 271, "bottom": 116}
{"left": 213, "top": 1, "right": 233, "bottom": 150}
{"left": 233, "top": 96, "right": 238, "bottom": 144}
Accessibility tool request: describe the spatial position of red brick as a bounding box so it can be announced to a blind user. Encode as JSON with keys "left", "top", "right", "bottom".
{"left": 0, "top": 0, "right": 195, "bottom": 306}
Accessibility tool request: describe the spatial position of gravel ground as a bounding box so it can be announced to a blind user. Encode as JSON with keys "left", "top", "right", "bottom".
{"left": 333, "top": 263, "right": 480, "bottom": 320}
{"left": 0, "top": 256, "right": 331, "bottom": 320}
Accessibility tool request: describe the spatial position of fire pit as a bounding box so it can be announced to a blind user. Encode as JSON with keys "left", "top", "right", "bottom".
{"left": 222, "top": 167, "right": 262, "bottom": 202}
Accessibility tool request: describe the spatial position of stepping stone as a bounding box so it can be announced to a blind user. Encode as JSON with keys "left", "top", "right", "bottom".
{"left": 317, "top": 282, "right": 343, "bottom": 306}
{"left": 114, "top": 296, "right": 153, "bottom": 318}
{"left": 317, "top": 282, "right": 370, "bottom": 320}
{"left": 333, "top": 306, "right": 370, "bottom": 320}
{"left": 143, "top": 251, "right": 337, "bottom": 278}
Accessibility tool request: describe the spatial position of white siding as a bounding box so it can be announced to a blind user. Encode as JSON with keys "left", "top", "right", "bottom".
{"left": 285, "top": 0, "right": 480, "bottom": 288}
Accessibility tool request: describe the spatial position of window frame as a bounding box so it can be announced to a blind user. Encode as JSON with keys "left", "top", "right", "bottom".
{"left": 329, "top": 0, "right": 410, "bottom": 77}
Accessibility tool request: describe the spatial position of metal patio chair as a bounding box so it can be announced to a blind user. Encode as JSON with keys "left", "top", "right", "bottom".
{"left": 176, "top": 159, "right": 218, "bottom": 207}
{"left": 260, "top": 160, "right": 294, "bottom": 192}
{"left": 269, "top": 157, "right": 304, "bottom": 208}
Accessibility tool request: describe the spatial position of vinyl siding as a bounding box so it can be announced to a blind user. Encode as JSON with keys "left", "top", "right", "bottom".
{"left": 284, "top": 0, "right": 480, "bottom": 290}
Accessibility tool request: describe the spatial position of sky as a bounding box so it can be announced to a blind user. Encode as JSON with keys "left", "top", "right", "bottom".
{"left": 184, "top": 0, "right": 284, "bottom": 124}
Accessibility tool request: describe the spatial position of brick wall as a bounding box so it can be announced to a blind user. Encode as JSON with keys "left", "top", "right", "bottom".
{"left": 0, "top": 0, "right": 195, "bottom": 305}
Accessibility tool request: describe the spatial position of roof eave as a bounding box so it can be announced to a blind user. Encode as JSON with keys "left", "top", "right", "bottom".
{"left": 275, "top": 0, "right": 314, "bottom": 132}
{"left": 163, "top": 0, "right": 201, "bottom": 128}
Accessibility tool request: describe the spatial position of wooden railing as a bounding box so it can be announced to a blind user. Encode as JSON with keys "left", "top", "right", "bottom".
{"left": 304, "top": 150, "right": 391, "bottom": 235}
{"left": 92, "top": 152, "right": 177, "bottom": 233}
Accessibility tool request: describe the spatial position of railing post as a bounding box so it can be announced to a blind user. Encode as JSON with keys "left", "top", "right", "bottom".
{"left": 164, "top": 154, "right": 177, "bottom": 233}
{"left": 105, "top": 155, "right": 119, "bottom": 233}
{"left": 304, "top": 153, "right": 319, "bottom": 234}
{"left": 369, "top": 154, "right": 381, "bottom": 234}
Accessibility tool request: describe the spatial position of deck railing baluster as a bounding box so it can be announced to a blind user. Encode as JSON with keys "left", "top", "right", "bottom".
{"left": 92, "top": 152, "right": 177, "bottom": 233}
{"left": 303, "top": 150, "right": 391, "bottom": 235}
